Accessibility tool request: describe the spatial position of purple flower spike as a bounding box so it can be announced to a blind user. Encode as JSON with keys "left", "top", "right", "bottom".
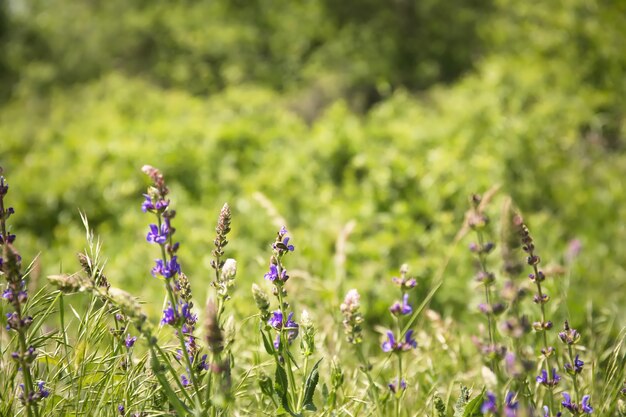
{"left": 581, "top": 395, "right": 593, "bottom": 414}
{"left": 481, "top": 391, "right": 498, "bottom": 414}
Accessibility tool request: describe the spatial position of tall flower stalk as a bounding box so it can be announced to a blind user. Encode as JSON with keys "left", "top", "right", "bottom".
{"left": 516, "top": 216, "right": 559, "bottom": 411}
{"left": 253, "top": 226, "right": 321, "bottom": 414}
{"left": 341, "top": 288, "right": 382, "bottom": 417}
{"left": 205, "top": 203, "right": 236, "bottom": 414}
{"left": 141, "top": 165, "right": 203, "bottom": 404}
{"left": 381, "top": 264, "right": 418, "bottom": 417}
{"left": 559, "top": 321, "right": 594, "bottom": 415}
{"left": 467, "top": 194, "right": 506, "bottom": 375}
{"left": 0, "top": 169, "right": 48, "bottom": 417}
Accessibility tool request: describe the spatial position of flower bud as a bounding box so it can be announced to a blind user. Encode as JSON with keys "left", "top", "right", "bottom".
{"left": 222, "top": 258, "right": 237, "bottom": 281}
{"left": 252, "top": 284, "right": 270, "bottom": 313}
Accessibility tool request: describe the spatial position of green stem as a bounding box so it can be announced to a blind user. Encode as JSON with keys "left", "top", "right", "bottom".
{"left": 476, "top": 230, "right": 496, "bottom": 347}
{"left": 17, "top": 330, "right": 36, "bottom": 417}
{"left": 275, "top": 262, "right": 299, "bottom": 412}
{"left": 395, "top": 353, "right": 403, "bottom": 417}
{"left": 152, "top": 344, "right": 195, "bottom": 404}
{"left": 356, "top": 348, "right": 383, "bottom": 417}
{"left": 532, "top": 264, "right": 554, "bottom": 411}
{"left": 297, "top": 354, "right": 310, "bottom": 410}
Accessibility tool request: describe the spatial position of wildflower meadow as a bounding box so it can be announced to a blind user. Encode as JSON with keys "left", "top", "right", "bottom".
{"left": 1, "top": 163, "right": 624, "bottom": 416}
{"left": 2, "top": 1, "right": 626, "bottom": 416}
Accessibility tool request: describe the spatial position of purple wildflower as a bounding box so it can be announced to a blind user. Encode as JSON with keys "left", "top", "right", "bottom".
{"left": 151, "top": 256, "right": 181, "bottom": 278}
{"left": 562, "top": 392, "right": 574, "bottom": 412}
{"left": 565, "top": 354, "right": 584, "bottom": 374}
{"left": 197, "top": 354, "right": 209, "bottom": 371}
{"left": 388, "top": 378, "right": 407, "bottom": 393}
{"left": 161, "top": 304, "right": 177, "bottom": 326}
{"left": 141, "top": 194, "right": 155, "bottom": 212}
{"left": 181, "top": 374, "right": 189, "bottom": 387}
{"left": 382, "top": 331, "right": 397, "bottom": 352}
{"left": 0, "top": 233, "right": 16, "bottom": 244}
{"left": 536, "top": 368, "right": 560, "bottom": 387}
{"left": 504, "top": 392, "right": 518, "bottom": 417}
{"left": 181, "top": 303, "right": 196, "bottom": 323}
{"left": 268, "top": 310, "right": 283, "bottom": 329}
{"left": 118, "top": 404, "right": 125, "bottom": 415}
{"left": 285, "top": 312, "right": 299, "bottom": 342}
{"left": 403, "top": 330, "right": 417, "bottom": 350}
{"left": 390, "top": 293, "right": 413, "bottom": 316}
{"left": 281, "top": 237, "right": 295, "bottom": 252}
{"left": 37, "top": 381, "right": 49, "bottom": 398}
{"left": 562, "top": 392, "right": 593, "bottom": 414}
{"left": 264, "top": 264, "right": 279, "bottom": 281}
{"left": 481, "top": 391, "right": 498, "bottom": 414}
{"left": 125, "top": 334, "right": 137, "bottom": 348}
{"left": 381, "top": 330, "right": 417, "bottom": 352}
{"left": 146, "top": 223, "right": 169, "bottom": 245}
{"left": 581, "top": 395, "right": 593, "bottom": 413}
{"left": 272, "top": 226, "right": 295, "bottom": 254}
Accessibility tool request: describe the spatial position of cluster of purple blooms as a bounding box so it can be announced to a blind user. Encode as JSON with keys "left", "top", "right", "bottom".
{"left": 264, "top": 226, "right": 294, "bottom": 283}
{"left": 268, "top": 310, "right": 299, "bottom": 349}
{"left": 18, "top": 382, "right": 50, "bottom": 404}
{"left": 381, "top": 330, "right": 417, "bottom": 353}
{"left": 481, "top": 390, "right": 593, "bottom": 416}
{"left": 264, "top": 226, "right": 298, "bottom": 349}
{"left": 481, "top": 392, "right": 518, "bottom": 416}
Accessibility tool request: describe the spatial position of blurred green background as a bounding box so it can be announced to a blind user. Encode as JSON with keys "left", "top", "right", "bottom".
{"left": 1, "top": 0, "right": 625, "bottom": 322}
